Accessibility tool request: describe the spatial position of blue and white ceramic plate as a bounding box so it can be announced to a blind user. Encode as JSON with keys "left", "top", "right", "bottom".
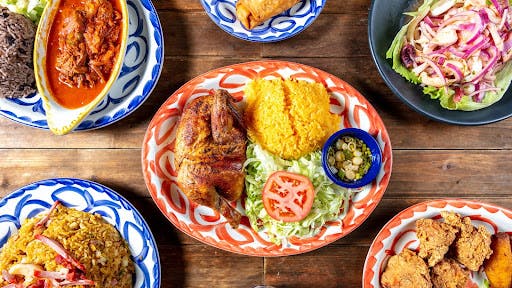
{"left": 200, "top": 0, "right": 325, "bottom": 42}
{"left": 0, "top": 0, "right": 163, "bottom": 131}
{"left": 0, "top": 178, "right": 160, "bottom": 288}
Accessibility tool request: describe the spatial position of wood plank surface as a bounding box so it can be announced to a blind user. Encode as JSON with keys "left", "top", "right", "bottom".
{"left": 1, "top": 0, "right": 512, "bottom": 287}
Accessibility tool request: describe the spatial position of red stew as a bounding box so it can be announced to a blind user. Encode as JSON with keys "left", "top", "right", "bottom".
{"left": 46, "top": 0, "right": 122, "bottom": 109}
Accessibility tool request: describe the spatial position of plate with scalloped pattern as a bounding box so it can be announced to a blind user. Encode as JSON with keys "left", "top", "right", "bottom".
{"left": 0, "top": 0, "right": 163, "bottom": 131}
{"left": 0, "top": 178, "right": 160, "bottom": 288}
{"left": 142, "top": 60, "right": 392, "bottom": 256}
{"left": 200, "top": 0, "right": 325, "bottom": 42}
{"left": 363, "top": 199, "right": 512, "bottom": 288}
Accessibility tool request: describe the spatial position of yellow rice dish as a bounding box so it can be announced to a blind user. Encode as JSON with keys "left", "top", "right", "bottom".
{"left": 244, "top": 78, "right": 341, "bottom": 159}
{"left": 0, "top": 203, "right": 134, "bottom": 287}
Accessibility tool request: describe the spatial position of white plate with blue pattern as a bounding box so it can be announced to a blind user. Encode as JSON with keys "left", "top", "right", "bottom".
{"left": 0, "top": 178, "right": 160, "bottom": 288}
{"left": 0, "top": 0, "right": 163, "bottom": 131}
{"left": 200, "top": 0, "right": 326, "bottom": 42}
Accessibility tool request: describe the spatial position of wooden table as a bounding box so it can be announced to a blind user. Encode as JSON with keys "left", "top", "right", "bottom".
{"left": 2, "top": 0, "right": 512, "bottom": 287}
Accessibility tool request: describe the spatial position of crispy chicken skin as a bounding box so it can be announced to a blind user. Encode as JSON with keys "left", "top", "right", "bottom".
{"left": 381, "top": 249, "right": 432, "bottom": 288}
{"left": 416, "top": 218, "right": 459, "bottom": 267}
{"left": 441, "top": 211, "right": 493, "bottom": 271}
{"left": 430, "top": 259, "right": 470, "bottom": 288}
{"left": 174, "top": 89, "right": 246, "bottom": 228}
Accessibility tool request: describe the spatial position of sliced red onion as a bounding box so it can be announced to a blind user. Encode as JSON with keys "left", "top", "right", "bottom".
{"left": 418, "top": 57, "right": 447, "bottom": 86}
{"left": 490, "top": 0, "right": 503, "bottom": 16}
{"left": 446, "top": 63, "right": 464, "bottom": 81}
{"left": 59, "top": 279, "right": 95, "bottom": 286}
{"left": 34, "top": 235, "right": 85, "bottom": 272}
{"left": 35, "top": 201, "right": 60, "bottom": 228}
{"left": 458, "top": 23, "right": 476, "bottom": 30}
{"left": 448, "top": 47, "right": 466, "bottom": 58}
{"left": 469, "top": 47, "right": 499, "bottom": 83}
{"left": 499, "top": 8, "right": 509, "bottom": 29}
{"left": 463, "top": 38, "right": 489, "bottom": 58}
{"left": 423, "top": 16, "right": 435, "bottom": 27}
{"left": 1, "top": 270, "right": 16, "bottom": 284}
{"left": 479, "top": 8, "right": 491, "bottom": 24}
{"left": 33, "top": 270, "right": 67, "bottom": 280}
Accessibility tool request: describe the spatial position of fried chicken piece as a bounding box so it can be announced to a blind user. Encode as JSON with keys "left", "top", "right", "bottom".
{"left": 381, "top": 249, "right": 432, "bottom": 288}
{"left": 441, "top": 211, "right": 493, "bottom": 271}
{"left": 430, "top": 258, "right": 471, "bottom": 288}
{"left": 174, "top": 90, "right": 246, "bottom": 228}
{"left": 416, "top": 218, "right": 459, "bottom": 267}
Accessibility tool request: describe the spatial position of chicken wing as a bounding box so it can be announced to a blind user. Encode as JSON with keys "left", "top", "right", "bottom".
{"left": 174, "top": 89, "right": 247, "bottom": 228}
{"left": 381, "top": 249, "right": 432, "bottom": 288}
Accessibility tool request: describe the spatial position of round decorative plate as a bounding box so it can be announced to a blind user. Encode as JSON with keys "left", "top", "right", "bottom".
{"left": 142, "top": 60, "right": 392, "bottom": 256}
{"left": 200, "top": 0, "right": 325, "bottom": 42}
{"left": 0, "top": 0, "right": 163, "bottom": 131}
{"left": 369, "top": 0, "right": 512, "bottom": 125}
{"left": 363, "top": 199, "right": 512, "bottom": 287}
{"left": 0, "top": 178, "right": 160, "bottom": 288}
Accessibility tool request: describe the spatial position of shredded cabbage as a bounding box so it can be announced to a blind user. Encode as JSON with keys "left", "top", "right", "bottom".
{"left": 244, "top": 142, "right": 353, "bottom": 245}
{"left": 0, "top": 0, "right": 47, "bottom": 23}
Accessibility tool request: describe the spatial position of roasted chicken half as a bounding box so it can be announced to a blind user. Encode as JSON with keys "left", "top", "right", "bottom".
{"left": 174, "top": 89, "right": 246, "bottom": 228}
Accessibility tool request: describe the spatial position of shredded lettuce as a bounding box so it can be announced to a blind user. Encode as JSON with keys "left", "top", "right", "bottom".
{"left": 386, "top": 0, "right": 512, "bottom": 111}
{"left": 244, "top": 142, "right": 352, "bottom": 245}
{"left": 0, "top": 0, "right": 47, "bottom": 23}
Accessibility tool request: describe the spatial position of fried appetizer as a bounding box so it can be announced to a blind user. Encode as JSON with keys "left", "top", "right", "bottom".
{"left": 441, "top": 211, "right": 492, "bottom": 271}
{"left": 484, "top": 233, "right": 512, "bottom": 288}
{"left": 236, "top": 0, "right": 300, "bottom": 30}
{"left": 381, "top": 249, "right": 432, "bottom": 288}
{"left": 416, "top": 218, "right": 458, "bottom": 267}
{"left": 430, "top": 259, "right": 470, "bottom": 288}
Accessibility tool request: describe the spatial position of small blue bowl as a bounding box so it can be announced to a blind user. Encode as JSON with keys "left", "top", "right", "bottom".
{"left": 322, "top": 128, "right": 382, "bottom": 189}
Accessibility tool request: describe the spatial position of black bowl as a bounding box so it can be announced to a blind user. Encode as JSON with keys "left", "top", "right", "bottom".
{"left": 368, "top": 0, "right": 512, "bottom": 125}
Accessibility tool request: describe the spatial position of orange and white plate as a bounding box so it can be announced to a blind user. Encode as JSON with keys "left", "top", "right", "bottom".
{"left": 141, "top": 60, "right": 392, "bottom": 256}
{"left": 363, "top": 199, "right": 512, "bottom": 287}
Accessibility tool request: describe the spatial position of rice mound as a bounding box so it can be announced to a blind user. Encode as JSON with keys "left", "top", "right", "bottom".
{"left": 0, "top": 7, "right": 36, "bottom": 98}
{"left": 244, "top": 79, "right": 341, "bottom": 159}
{"left": 0, "top": 204, "right": 134, "bottom": 287}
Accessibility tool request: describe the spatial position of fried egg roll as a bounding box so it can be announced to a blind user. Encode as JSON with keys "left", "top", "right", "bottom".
{"left": 236, "top": 0, "right": 301, "bottom": 30}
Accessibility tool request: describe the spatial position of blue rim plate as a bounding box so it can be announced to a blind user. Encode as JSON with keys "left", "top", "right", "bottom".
{"left": 200, "top": 0, "right": 325, "bottom": 42}
{"left": 0, "top": 178, "right": 160, "bottom": 288}
{"left": 0, "top": 0, "right": 164, "bottom": 131}
{"left": 368, "top": 0, "right": 512, "bottom": 125}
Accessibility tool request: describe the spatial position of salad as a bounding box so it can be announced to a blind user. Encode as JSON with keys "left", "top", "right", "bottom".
{"left": 244, "top": 142, "right": 353, "bottom": 245}
{"left": 0, "top": 0, "right": 47, "bottom": 23}
{"left": 388, "top": 0, "right": 512, "bottom": 111}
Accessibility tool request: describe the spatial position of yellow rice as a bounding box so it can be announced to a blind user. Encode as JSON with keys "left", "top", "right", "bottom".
{"left": 244, "top": 78, "right": 341, "bottom": 159}
{"left": 0, "top": 204, "right": 134, "bottom": 287}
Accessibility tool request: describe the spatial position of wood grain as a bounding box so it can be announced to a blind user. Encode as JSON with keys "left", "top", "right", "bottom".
{"left": 0, "top": 0, "right": 512, "bottom": 287}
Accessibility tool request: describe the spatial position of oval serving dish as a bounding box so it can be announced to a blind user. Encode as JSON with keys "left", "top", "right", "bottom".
{"left": 34, "top": 0, "right": 129, "bottom": 135}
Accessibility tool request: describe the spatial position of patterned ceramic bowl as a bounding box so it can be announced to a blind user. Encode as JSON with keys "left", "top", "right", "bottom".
{"left": 34, "top": 0, "right": 129, "bottom": 135}
{"left": 322, "top": 128, "right": 382, "bottom": 189}
{"left": 0, "top": 0, "right": 163, "bottom": 132}
{"left": 142, "top": 60, "right": 393, "bottom": 256}
{"left": 363, "top": 199, "right": 512, "bottom": 287}
{"left": 0, "top": 178, "right": 160, "bottom": 288}
{"left": 200, "top": 0, "right": 326, "bottom": 42}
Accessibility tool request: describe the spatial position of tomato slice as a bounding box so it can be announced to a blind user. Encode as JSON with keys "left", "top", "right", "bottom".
{"left": 262, "top": 171, "right": 315, "bottom": 222}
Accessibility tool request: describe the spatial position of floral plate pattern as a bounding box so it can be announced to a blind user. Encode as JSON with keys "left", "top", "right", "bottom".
{"left": 363, "top": 199, "right": 512, "bottom": 287}
{"left": 0, "top": 178, "right": 160, "bottom": 288}
{"left": 0, "top": 0, "right": 163, "bottom": 131}
{"left": 200, "top": 0, "right": 325, "bottom": 42}
{"left": 142, "top": 60, "right": 392, "bottom": 256}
